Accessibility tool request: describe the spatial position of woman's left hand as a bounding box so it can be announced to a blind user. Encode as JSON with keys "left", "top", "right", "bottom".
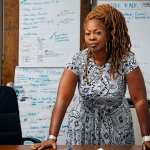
{"left": 143, "top": 141, "right": 150, "bottom": 150}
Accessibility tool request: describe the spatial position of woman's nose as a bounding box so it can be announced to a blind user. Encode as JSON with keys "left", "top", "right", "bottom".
{"left": 89, "top": 33, "right": 96, "bottom": 40}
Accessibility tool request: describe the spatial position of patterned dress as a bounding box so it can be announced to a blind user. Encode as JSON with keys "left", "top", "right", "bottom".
{"left": 65, "top": 49, "right": 138, "bottom": 145}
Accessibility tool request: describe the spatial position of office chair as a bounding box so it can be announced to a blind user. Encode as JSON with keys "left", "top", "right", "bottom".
{"left": 0, "top": 86, "right": 41, "bottom": 144}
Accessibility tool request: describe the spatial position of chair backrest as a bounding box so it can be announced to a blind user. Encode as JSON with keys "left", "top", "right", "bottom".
{"left": 0, "top": 86, "right": 23, "bottom": 144}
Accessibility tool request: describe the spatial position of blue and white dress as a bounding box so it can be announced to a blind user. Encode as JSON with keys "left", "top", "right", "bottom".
{"left": 65, "top": 49, "right": 138, "bottom": 145}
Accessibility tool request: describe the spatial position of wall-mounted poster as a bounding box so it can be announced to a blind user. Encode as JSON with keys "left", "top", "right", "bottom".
{"left": 19, "top": 0, "right": 80, "bottom": 67}
{"left": 14, "top": 67, "right": 70, "bottom": 144}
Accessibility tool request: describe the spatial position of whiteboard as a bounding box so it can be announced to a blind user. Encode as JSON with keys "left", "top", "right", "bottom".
{"left": 19, "top": 0, "right": 80, "bottom": 67}
{"left": 97, "top": 0, "right": 150, "bottom": 99}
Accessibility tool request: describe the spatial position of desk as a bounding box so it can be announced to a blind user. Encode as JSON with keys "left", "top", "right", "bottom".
{"left": 0, "top": 145, "right": 143, "bottom": 150}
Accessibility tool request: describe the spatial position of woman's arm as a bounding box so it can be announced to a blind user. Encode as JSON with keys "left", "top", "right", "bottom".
{"left": 127, "top": 67, "right": 150, "bottom": 138}
{"left": 127, "top": 67, "right": 150, "bottom": 136}
{"left": 49, "top": 68, "right": 78, "bottom": 137}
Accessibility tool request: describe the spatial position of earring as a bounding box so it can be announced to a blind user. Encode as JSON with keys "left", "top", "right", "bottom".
{"left": 106, "top": 42, "right": 108, "bottom": 53}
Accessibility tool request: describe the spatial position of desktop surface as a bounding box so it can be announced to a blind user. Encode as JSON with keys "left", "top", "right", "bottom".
{"left": 0, "top": 145, "right": 143, "bottom": 150}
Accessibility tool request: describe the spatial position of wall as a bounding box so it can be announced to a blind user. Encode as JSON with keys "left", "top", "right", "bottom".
{"left": 2, "top": 0, "right": 19, "bottom": 85}
{"left": 0, "top": 0, "right": 3, "bottom": 84}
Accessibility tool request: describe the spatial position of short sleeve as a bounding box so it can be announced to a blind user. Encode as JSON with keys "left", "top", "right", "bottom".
{"left": 65, "top": 52, "right": 80, "bottom": 76}
{"left": 123, "top": 52, "right": 138, "bottom": 74}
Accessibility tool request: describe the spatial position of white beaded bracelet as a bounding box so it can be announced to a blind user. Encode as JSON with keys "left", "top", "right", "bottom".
{"left": 142, "top": 136, "right": 150, "bottom": 144}
{"left": 48, "top": 135, "right": 57, "bottom": 141}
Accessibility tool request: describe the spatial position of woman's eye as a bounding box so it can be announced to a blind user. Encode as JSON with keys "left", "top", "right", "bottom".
{"left": 96, "top": 32, "right": 101, "bottom": 35}
{"left": 85, "top": 32, "right": 90, "bottom": 36}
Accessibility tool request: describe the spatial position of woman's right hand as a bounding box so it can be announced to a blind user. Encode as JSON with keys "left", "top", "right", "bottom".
{"left": 30, "top": 139, "right": 56, "bottom": 150}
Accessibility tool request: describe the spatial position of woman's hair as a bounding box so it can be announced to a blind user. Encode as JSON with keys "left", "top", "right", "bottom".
{"left": 83, "top": 4, "right": 131, "bottom": 81}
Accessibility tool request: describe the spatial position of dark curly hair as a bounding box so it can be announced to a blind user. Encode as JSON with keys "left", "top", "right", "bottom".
{"left": 83, "top": 4, "right": 131, "bottom": 81}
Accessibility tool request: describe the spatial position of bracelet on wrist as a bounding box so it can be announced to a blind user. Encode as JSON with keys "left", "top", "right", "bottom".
{"left": 47, "top": 135, "right": 57, "bottom": 141}
{"left": 142, "top": 136, "right": 150, "bottom": 144}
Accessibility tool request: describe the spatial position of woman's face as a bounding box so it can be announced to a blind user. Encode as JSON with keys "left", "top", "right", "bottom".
{"left": 84, "top": 19, "right": 108, "bottom": 53}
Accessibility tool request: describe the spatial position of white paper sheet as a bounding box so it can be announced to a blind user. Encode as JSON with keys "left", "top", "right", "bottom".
{"left": 19, "top": 0, "right": 80, "bottom": 67}
{"left": 14, "top": 67, "right": 70, "bottom": 143}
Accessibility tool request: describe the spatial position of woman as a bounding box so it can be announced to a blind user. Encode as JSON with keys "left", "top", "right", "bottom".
{"left": 31, "top": 4, "right": 150, "bottom": 149}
